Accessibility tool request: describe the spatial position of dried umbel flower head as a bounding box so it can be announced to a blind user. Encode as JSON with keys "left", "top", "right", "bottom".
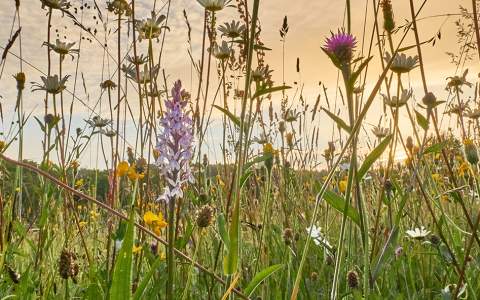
{"left": 196, "top": 205, "right": 214, "bottom": 228}
{"left": 107, "top": 0, "right": 132, "bottom": 16}
{"left": 323, "top": 30, "right": 357, "bottom": 65}
{"left": 59, "top": 249, "right": 79, "bottom": 281}
{"left": 463, "top": 139, "right": 479, "bottom": 165}
{"left": 347, "top": 270, "right": 360, "bottom": 289}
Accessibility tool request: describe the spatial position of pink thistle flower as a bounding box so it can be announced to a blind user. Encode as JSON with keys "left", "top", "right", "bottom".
{"left": 323, "top": 30, "right": 357, "bottom": 65}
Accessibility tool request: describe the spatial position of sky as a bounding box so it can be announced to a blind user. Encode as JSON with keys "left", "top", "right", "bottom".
{"left": 0, "top": 0, "right": 478, "bottom": 168}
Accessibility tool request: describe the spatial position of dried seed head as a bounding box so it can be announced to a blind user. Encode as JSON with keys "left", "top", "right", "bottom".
{"left": 429, "top": 234, "right": 441, "bottom": 246}
{"left": 381, "top": 0, "right": 395, "bottom": 33}
{"left": 278, "top": 121, "right": 286, "bottom": 133}
{"left": 44, "top": 113, "right": 56, "bottom": 126}
{"left": 14, "top": 72, "right": 26, "bottom": 90}
{"left": 6, "top": 265, "right": 20, "bottom": 284}
{"left": 384, "top": 179, "right": 393, "bottom": 194}
{"left": 422, "top": 92, "right": 437, "bottom": 108}
{"left": 283, "top": 228, "right": 294, "bottom": 245}
{"left": 406, "top": 136, "right": 414, "bottom": 153}
{"left": 196, "top": 205, "right": 214, "bottom": 228}
{"left": 310, "top": 272, "right": 318, "bottom": 281}
{"left": 464, "top": 139, "right": 479, "bottom": 165}
{"left": 59, "top": 249, "right": 79, "bottom": 280}
{"left": 347, "top": 270, "right": 360, "bottom": 289}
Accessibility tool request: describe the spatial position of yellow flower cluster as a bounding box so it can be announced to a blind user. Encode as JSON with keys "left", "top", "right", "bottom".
{"left": 143, "top": 211, "right": 168, "bottom": 236}
{"left": 117, "top": 161, "right": 145, "bottom": 180}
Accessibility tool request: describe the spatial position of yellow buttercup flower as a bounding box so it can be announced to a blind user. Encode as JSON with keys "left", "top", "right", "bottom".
{"left": 133, "top": 244, "right": 142, "bottom": 254}
{"left": 431, "top": 173, "right": 442, "bottom": 184}
{"left": 339, "top": 180, "right": 348, "bottom": 193}
{"left": 127, "top": 165, "right": 145, "bottom": 181}
{"left": 117, "top": 161, "right": 130, "bottom": 177}
{"left": 90, "top": 210, "right": 100, "bottom": 220}
{"left": 75, "top": 178, "right": 84, "bottom": 188}
{"left": 143, "top": 211, "right": 168, "bottom": 235}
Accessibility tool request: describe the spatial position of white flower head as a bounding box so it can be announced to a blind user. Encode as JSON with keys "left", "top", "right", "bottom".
{"left": 306, "top": 225, "right": 333, "bottom": 252}
{"left": 406, "top": 226, "right": 430, "bottom": 240}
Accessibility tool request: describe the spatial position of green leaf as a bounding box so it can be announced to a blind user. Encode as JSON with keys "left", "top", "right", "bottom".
{"left": 321, "top": 48, "right": 342, "bottom": 69}
{"left": 217, "top": 213, "right": 230, "bottom": 250}
{"left": 244, "top": 264, "right": 283, "bottom": 297}
{"left": 323, "top": 190, "right": 360, "bottom": 226}
{"left": 109, "top": 210, "right": 134, "bottom": 300}
{"left": 415, "top": 109, "right": 429, "bottom": 130}
{"left": 349, "top": 56, "right": 373, "bottom": 89}
{"left": 252, "top": 85, "right": 291, "bottom": 99}
{"left": 357, "top": 134, "right": 392, "bottom": 180}
{"left": 322, "top": 108, "right": 351, "bottom": 133}
{"left": 133, "top": 257, "right": 162, "bottom": 300}
{"left": 224, "top": 199, "right": 240, "bottom": 275}
{"left": 240, "top": 170, "right": 253, "bottom": 188}
{"left": 213, "top": 105, "right": 240, "bottom": 127}
{"left": 109, "top": 182, "right": 138, "bottom": 300}
{"left": 423, "top": 142, "right": 446, "bottom": 155}
{"left": 213, "top": 105, "right": 248, "bottom": 135}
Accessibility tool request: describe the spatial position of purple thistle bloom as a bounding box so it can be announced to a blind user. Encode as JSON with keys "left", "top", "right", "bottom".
{"left": 323, "top": 30, "right": 357, "bottom": 64}
{"left": 156, "top": 80, "right": 194, "bottom": 202}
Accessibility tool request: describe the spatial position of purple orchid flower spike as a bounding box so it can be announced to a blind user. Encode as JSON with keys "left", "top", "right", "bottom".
{"left": 156, "top": 80, "right": 194, "bottom": 203}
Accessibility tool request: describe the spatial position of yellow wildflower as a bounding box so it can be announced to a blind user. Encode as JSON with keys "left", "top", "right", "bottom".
{"left": 339, "top": 180, "right": 348, "bottom": 193}
{"left": 143, "top": 211, "right": 167, "bottom": 235}
{"left": 117, "top": 161, "right": 130, "bottom": 177}
{"left": 459, "top": 162, "right": 470, "bottom": 177}
{"left": 431, "top": 173, "right": 443, "bottom": 185}
{"left": 127, "top": 165, "right": 145, "bottom": 180}
{"left": 133, "top": 244, "right": 142, "bottom": 254}
{"left": 90, "top": 210, "right": 100, "bottom": 220}
{"left": 216, "top": 175, "right": 225, "bottom": 188}
{"left": 75, "top": 178, "right": 84, "bottom": 188}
